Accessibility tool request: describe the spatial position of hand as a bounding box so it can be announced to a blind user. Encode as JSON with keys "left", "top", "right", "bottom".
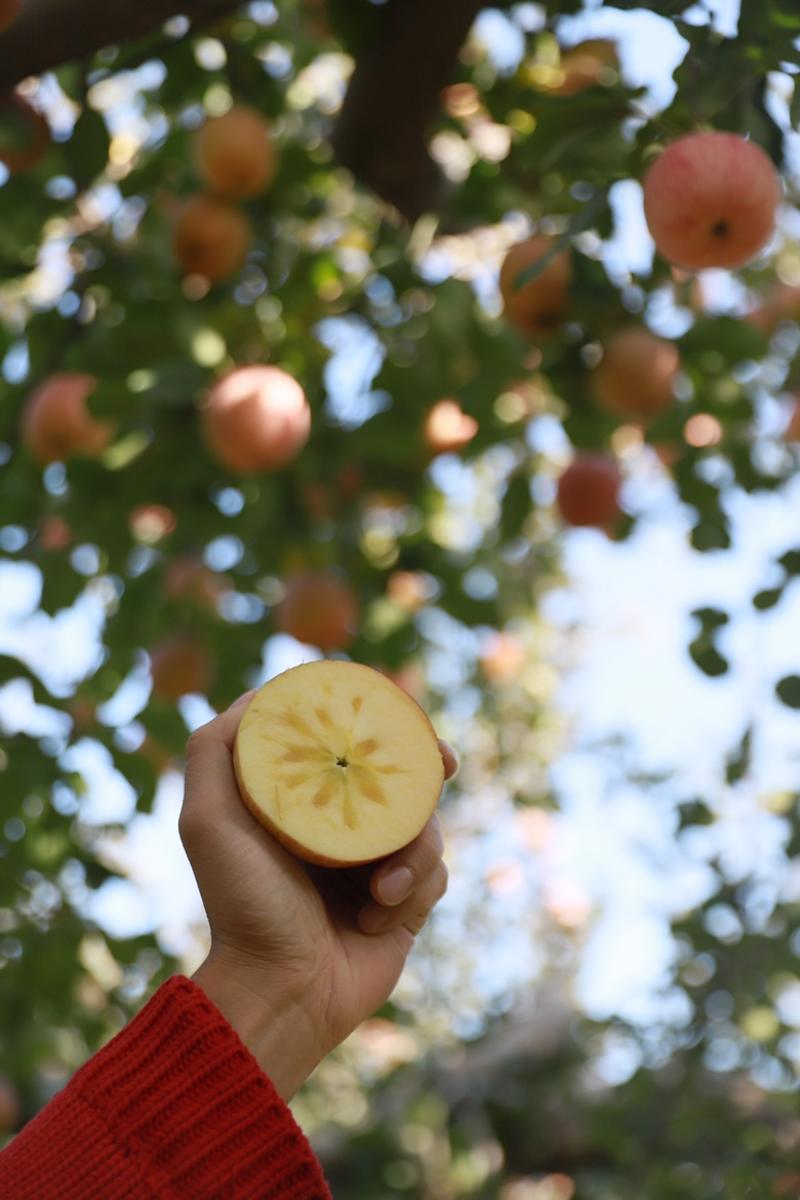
{"left": 180, "top": 690, "right": 456, "bottom": 1099}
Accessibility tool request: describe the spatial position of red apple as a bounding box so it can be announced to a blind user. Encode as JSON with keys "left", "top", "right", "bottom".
{"left": 592, "top": 326, "right": 679, "bottom": 422}
{"left": 643, "top": 132, "right": 781, "bottom": 270}
{"left": 276, "top": 571, "right": 359, "bottom": 651}
{"left": 556, "top": 454, "right": 622, "bottom": 530}
{"left": 195, "top": 105, "right": 277, "bottom": 200}
{"left": 163, "top": 556, "right": 226, "bottom": 609}
{"left": 21, "top": 373, "right": 113, "bottom": 465}
{"left": 499, "top": 235, "right": 571, "bottom": 337}
{"left": 172, "top": 195, "right": 252, "bottom": 282}
{"left": 150, "top": 637, "right": 213, "bottom": 700}
{"left": 203, "top": 365, "right": 310, "bottom": 475}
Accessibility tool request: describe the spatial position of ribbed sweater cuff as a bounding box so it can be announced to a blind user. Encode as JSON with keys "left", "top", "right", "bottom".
{"left": 0, "top": 974, "right": 331, "bottom": 1200}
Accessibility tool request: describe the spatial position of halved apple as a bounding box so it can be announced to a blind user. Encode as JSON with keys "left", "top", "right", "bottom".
{"left": 234, "top": 661, "right": 444, "bottom": 866}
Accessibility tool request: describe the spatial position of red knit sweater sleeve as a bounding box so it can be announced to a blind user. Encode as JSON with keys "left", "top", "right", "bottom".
{"left": 0, "top": 975, "right": 332, "bottom": 1200}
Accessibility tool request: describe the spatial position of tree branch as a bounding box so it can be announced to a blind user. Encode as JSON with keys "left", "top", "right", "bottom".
{"left": 0, "top": 0, "right": 240, "bottom": 88}
{"left": 330, "top": 0, "right": 484, "bottom": 221}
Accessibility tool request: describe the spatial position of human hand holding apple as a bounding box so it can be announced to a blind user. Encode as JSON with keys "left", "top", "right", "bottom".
{"left": 181, "top": 665, "right": 456, "bottom": 1101}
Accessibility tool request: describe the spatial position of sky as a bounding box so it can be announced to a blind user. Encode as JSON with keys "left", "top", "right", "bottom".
{"left": 4, "top": 0, "right": 800, "bottom": 1061}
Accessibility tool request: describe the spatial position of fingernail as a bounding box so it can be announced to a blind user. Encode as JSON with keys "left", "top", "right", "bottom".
{"left": 377, "top": 866, "right": 413, "bottom": 906}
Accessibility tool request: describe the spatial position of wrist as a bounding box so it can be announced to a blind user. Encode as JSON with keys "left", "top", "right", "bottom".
{"left": 192, "top": 948, "right": 326, "bottom": 1101}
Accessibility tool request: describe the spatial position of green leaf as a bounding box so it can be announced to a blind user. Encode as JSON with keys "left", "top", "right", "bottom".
{"left": 63, "top": 108, "right": 109, "bottom": 189}
{"left": 776, "top": 675, "right": 800, "bottom": 708}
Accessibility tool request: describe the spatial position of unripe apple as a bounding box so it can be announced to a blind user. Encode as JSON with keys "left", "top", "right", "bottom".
{"left": 592, "top": 326, "right": 679, "bottom": 422}
{"left": 203, "top": 365, "right": 310, "bottom": 475}
{"left": 556, "top": 454, "right": 622, "bottom": 530}
{"left": 643, "top": 132, "right": 781, "bottom": 270}
{"left": 195, "top": 105, "right": 277, "bottom": 200}
{"left": 150, "top": 637, "right": 212, "bottom": 700}
{"left": 0, "top": 93, "right": 50, "bottom": 173}
{"left": 21, "top": 373, "right": 113, "bottom": 465}
{"left": 172, "top": 195, "right": 252, "bottom": 282}
{"left": 423, "top": 399, "right": 478, "bottom": 455}
{"left": 276, "top": 570, "right": 359, "bottom": 651}
{"left": 500, "top": 236, "right": 571, "bottom": 337}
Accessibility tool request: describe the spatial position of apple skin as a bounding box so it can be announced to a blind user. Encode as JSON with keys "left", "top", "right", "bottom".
{"left": 275, "top": 570, "right": 359, "bottom": 651}
{"left": 233, "top": 661, "right": 445, "bottom": 868}
{"left": 195, "top": 105, "right": 277, "bottom": 200}
{"left": 643, "top": 132, "right": 781, "bottom": 271}
{"left": 150, "top": 637, "right": 212, "bottom": 700}
{"left": 592, "top": 326, "right": 679, "bottom": 422}
{"left": 499, "top": 236, "right": 571, "bottom": 338}
{"left": 556, "top": 454, "right": 622, "bottom": 530}
{"left": 203, "top": 365, "right": 310, "bottom": 475}
{"left": 172, "top": 195, "right": 252, "bottom": 282}
{"left": 21, "top": 372, "right": 113, "bottom": 465}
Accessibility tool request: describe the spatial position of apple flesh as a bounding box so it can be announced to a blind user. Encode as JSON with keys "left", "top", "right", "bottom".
{"left": 643, "top": 132, "right": 781, "bottom": 271}
{"left": 234, "top": 661, "right": 444, "bottom": 866}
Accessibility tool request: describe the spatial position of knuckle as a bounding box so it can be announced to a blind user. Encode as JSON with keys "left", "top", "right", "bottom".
{"left": 178, "top": 804, "right": 203, "bottom": 848}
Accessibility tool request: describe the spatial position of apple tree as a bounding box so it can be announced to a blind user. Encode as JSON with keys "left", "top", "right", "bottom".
{"left": 1, "top": 1, "right": 800, "bottom": 1195}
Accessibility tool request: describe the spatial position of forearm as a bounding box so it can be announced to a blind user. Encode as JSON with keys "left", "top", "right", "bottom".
{"left": 193, "top": 951, "right": 326, "bottom": 1101}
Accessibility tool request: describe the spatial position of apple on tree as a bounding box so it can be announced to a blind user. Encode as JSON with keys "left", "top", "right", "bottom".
{"left": 592, "top": 326, "right": 679, "bottom": 422}
{"left": 556, "top": 453, "right": 622, "bottom": 531}
{"left": 194, "top": 105, "right": 277, "bottom": 200}
{"left": 276, "top": 570, "right": 359, "bottom": 651}
{"left": 643, "top": 131, "right": 781, "bottom": 271}
{"left": 203, "top": 365, "right": 311, "bottom": 475}
{"left": 21, "top": 373, "right": 113, "bottom": 465}
{"left": 172, "top": 195, "right": 252, "bottom": 282}
{"left": 499, "top": 235, "right": 571, "bottom": 338}
{"left": 234, "top": 661, "right": 445, "bottom": 866}
{"left": 150, "top": 636, "right": 213, "bottom": 701}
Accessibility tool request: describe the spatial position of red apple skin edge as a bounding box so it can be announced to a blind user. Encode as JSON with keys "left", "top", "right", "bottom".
{"left": 232, "top": 662, "right": 445, "bottom": 868}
